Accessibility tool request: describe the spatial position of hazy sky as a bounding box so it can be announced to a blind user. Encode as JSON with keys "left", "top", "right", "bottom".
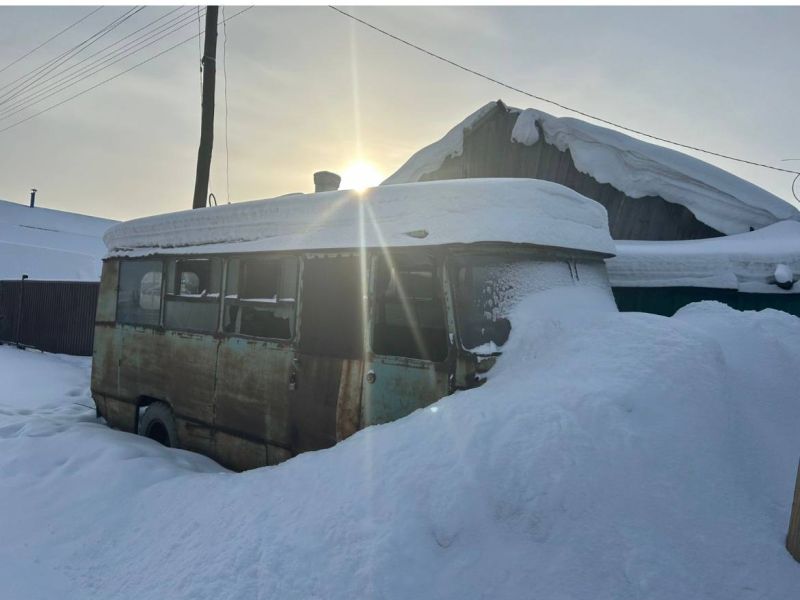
{"left": 0, "top": 5, "right": 798, "bottom": 221}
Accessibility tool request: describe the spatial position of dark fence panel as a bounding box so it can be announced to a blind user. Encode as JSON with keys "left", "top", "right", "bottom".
{"left": 613, "top": 286, "right": 800, "bottom": 318}
{"left": 0, "top": 280, "right": 99, "bottom": 356}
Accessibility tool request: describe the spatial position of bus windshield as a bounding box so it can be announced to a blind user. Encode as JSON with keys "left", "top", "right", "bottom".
{"left": 450, "top": 253, "right": 575, "bottom": 353}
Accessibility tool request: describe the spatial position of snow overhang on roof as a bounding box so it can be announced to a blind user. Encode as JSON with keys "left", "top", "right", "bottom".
{"left": 104, "top": 178, "right": 616, "bottom": 258}
{"left": 384, "top": 102, "right": 800, "bottom": 236}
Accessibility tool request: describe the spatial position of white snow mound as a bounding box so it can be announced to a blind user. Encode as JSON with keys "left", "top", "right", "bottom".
{"left": 104, "top": 178, "right": 615, "bottom": 257}
{"left": 385, "top": 103, "right": 799, "bottom": 235}
{"left": 0, "top": 198, "right": 116, "bottom": 280}
{"left": 1, "top": 296, "right": 800, "bottom": 599}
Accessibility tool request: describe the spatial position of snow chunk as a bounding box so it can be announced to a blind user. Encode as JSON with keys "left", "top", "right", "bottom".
{"left": 105, "top": 178, "right": 616, "bottom": 258}
{"left": 607, "top": 220, "right": 800, "bottom": 293}
{"left": 774, "top": 263, "right": 793, "bottom": 285}
{"left": 510, "top": 108, "right": 540, "bottom": 146}
{"left": 384, "top": 103, "right": 799, "bottom": 235}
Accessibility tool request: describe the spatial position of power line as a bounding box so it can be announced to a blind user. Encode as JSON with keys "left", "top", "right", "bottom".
{"left": 0, "top": 6, "right": 145, "bottom": 104}
{"left": 0, "top": 6, "right": 254, "bottom": 136}
{"left": 330, "top": 6, "right": 800, "bottom": 177}
{"left": 0, "top": 7, "right": 190, "bottom": 114}
{"left": 0, "top": 6, "right": 105, "bottom": 75}
{"left": 0, "top": 8, "right": 204, "bottom": 120}
{"left": 0, "top": 10, "right": 202, "bottom": 121}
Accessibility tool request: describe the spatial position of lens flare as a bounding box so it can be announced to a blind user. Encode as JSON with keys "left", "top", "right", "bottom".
{"left": 340, "top": 161, "right": 383, "bottom": 192}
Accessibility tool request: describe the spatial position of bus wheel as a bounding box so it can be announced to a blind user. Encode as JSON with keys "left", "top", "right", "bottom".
{"left": 138, "top": 402, "right": 179, "bottom": 448}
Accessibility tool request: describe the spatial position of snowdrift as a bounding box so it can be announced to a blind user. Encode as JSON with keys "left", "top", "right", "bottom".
{"left": 0, "top": 198, "right": 116, "bottom": 280}
{"left": 1, "top": 298, "right": 800, "bottom": 599}
{"left": 384, "top": 102, "right": 799, "bottom": 235}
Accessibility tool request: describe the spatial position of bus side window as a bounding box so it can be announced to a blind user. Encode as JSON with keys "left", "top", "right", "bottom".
{"left": 117, "top": 259, "right": 163, "bottom": 326}
{"left": 223, "top": 256, "right": 298, "bottom": 340}
{"left": 163, "top": 258, "right": 222, "bottom": 333}
{"left": 372, "top": 254, "right": 448, "bottom": 362}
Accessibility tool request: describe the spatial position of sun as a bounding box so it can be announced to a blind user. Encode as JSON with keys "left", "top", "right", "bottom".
{"left": 339, "top": 161, "right": 383, "bottom": 192}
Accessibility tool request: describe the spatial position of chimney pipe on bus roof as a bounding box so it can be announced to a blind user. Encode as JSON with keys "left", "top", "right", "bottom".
{"left": 314, "top": 171, "right": 341, "bottom": 193}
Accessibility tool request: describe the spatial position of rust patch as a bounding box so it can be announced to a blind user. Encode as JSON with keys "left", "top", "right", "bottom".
{"left": 335, "top": 359, "right": 363, "bottom": 441}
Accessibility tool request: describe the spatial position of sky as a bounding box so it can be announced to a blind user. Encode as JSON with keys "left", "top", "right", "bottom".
{"left": 0, "top": 5, "right": 798, "bottom": 222}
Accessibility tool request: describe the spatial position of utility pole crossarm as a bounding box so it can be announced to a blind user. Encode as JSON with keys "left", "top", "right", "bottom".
{"left": 192, "top": 6, "right": 219, "bottom": 210}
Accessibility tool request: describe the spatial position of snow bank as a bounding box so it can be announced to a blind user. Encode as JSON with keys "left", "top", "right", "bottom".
{"left": 385, "top": 103, "right": 799, "bottom": 235}
{"left": 0, "top": 199, "right": 116, "bottom": 280}
{"left": 104, "top": 178, "right": 615, "bottom": 257}
{"left": 608, "top": 219, "right": 800, "bottom": 293}
{"left": 2, "top": 297, "right": 800, "bottom": 599}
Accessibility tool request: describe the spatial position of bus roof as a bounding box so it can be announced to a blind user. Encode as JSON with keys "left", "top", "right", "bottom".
{"left": 104, "top": 178, "right": 616, "bottom": 258}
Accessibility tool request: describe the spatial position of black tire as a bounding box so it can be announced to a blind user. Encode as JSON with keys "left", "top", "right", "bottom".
{"left": 138, "top": 402, "right": 179, "bottom": 448}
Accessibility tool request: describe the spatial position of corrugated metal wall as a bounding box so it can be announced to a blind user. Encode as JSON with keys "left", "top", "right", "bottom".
{"left": 0, "top": 280, "right": 99, "bottom": 356}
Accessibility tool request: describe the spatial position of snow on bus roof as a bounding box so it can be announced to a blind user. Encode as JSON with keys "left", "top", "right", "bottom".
{"left": 104, "top": 178, "right": 615, "bottom": 258}
{"left": 384, "top": 102, "right": 799, "bottom": 236}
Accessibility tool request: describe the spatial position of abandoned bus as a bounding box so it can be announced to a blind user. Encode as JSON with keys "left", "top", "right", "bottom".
{"left": 91, "top": 178, "right": 616, "bottom": 470}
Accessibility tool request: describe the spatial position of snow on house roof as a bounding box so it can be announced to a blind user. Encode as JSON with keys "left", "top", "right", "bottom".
{"left": 104, "top": 178, "right": 616, "bottom": 258}
{"left": 0, "top": 198, "right": 116, "bottom": 281}
{"left": 607, "top": 219, "right": 800, "bottom": 293}
{"left": 384, "top": 102, "right": 799, "bottom": 236}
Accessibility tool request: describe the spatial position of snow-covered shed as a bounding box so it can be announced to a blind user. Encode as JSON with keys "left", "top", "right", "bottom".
{"left": 384, "top": 100, "right": 799, "bottom": 241}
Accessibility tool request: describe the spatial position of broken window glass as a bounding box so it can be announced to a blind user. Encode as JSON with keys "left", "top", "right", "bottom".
{"left": 223, "top": 256, "right": 298, "bottom": 340}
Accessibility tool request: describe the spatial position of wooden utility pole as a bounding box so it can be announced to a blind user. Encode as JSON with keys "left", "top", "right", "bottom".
{"left": 192, "top": 6, "right": 219, "bottom": 210}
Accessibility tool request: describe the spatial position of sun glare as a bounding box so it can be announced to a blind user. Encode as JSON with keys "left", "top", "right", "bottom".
{"left": 340, "top": 161, "right": 383, "bottom": 192}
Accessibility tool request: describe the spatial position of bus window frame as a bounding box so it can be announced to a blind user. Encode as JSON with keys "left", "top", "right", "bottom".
{"left": 115, "top": 257, "right": 167, "bottom": 329}
{"left": 367, "top": 249, "right": 453, "bottom": 366}
{"left": 162, "top": 256, "right": 224, "bottom": 335}
{"left": 220, "top": 253, "right": 301, "bottom": 344}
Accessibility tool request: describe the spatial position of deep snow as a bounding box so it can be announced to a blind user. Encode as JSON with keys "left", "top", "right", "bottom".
{"left": 2, "top": 295, "right": 800, "bottom": 599}
{"left": 384, "top": 102, "right": 799, "bottom": 235}
{"left": 0, "top": 198, "right": 115, "bottom": 280}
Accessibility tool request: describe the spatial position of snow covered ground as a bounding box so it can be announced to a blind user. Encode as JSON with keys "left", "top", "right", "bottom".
{"left": 2, "top": 297, "right": 800, "bottom": 599}
{"left": 0, "top": 198, "right": 115, "bottom": 281}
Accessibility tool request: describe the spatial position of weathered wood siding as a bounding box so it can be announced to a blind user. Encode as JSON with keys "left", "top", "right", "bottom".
{"left": 419, "top": 105, "right": 722, "bottom": 241}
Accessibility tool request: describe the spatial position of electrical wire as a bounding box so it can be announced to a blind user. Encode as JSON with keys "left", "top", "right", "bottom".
{"left": 0, "top": 7, "right": 193, "bottom": 114}
{"left": 0, "top": 8, "right": 204, "bottom": 120}
{"left": 0, "top": 6, "right": 145, "bottom": 103}
{"left": 782, "top": 160, "right": 800, "bottom": 203}
{"left": 0, "top": 6, "right": 254, "bottom": 136}
{"left": 0, "top": 6, "right": 105, "bottom": 75}
{"left": 329, "top": 6, "right": 800, "bottom": 177}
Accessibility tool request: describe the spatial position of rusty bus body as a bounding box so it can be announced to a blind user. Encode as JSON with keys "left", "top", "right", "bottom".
{"left": 91, "top": 180, "right": 616, "bottom": 470}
